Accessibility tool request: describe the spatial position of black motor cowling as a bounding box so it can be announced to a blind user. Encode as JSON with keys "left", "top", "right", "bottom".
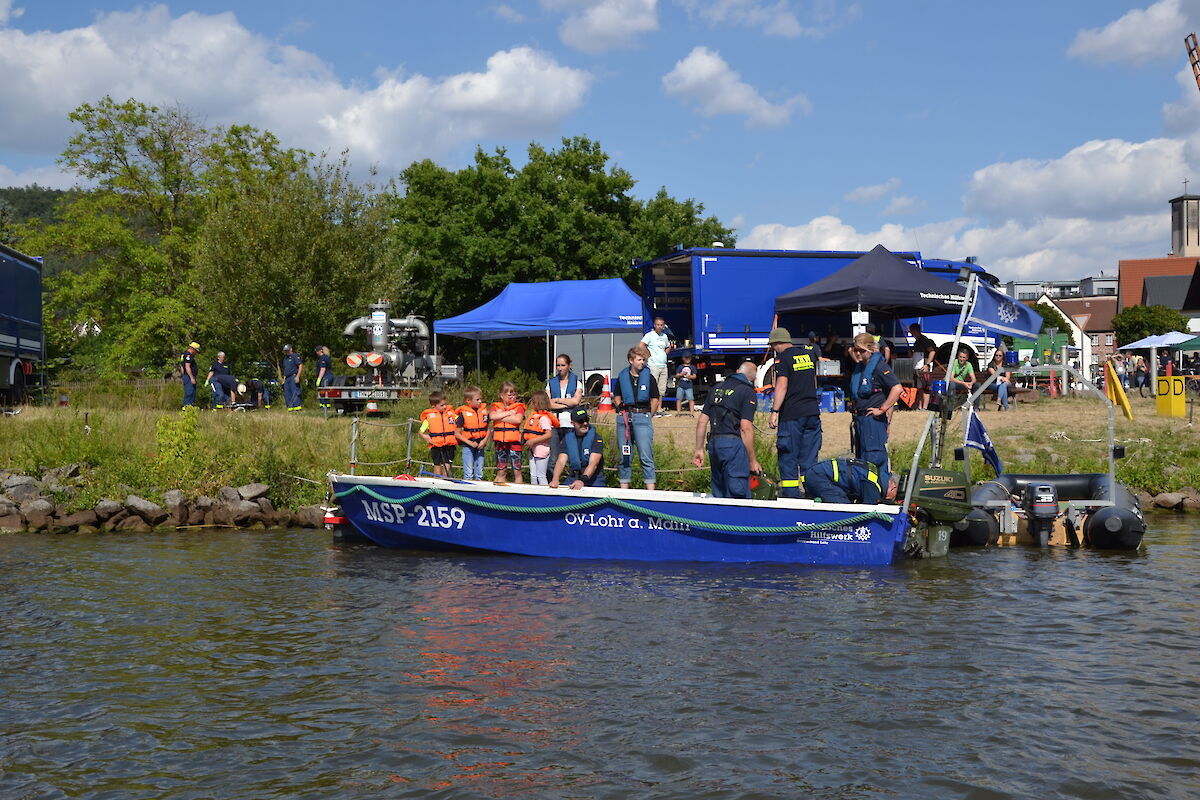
{"left": 1022, "top": 483, "right": 1059, "bottom": 547}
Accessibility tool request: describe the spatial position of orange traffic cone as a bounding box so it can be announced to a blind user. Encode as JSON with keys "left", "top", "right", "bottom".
{"left": 598, "top": 375, "right": 613, "bottom": 412}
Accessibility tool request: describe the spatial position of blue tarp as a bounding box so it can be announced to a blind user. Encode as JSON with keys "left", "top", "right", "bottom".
{"left": 435, "top": 278, "right": 644, "bottom": 340}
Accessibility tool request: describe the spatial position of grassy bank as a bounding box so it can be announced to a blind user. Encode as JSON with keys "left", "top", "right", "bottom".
{"left": 3, "top": 387, "right": 1198, "bottom": 512}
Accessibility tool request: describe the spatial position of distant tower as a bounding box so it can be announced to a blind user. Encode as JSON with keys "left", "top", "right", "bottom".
{"left": 1170, "top": 190, "right": 1200, "bottom": 257}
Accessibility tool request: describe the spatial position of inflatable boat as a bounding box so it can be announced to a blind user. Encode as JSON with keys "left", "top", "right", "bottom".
{"left": 954, "top": 472, "right": 1144, "bottom": 550}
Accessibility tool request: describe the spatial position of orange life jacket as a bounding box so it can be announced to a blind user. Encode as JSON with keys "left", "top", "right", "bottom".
{"left": 420, "top": 407, "right": 457, "bottom": 448}
{"left": 490, "top": 401, "right": 526, "bottom": 443}
{"left": 521, "top": 410, "right": 558, "bottom": 443}
{"left": 456, "top": 404, "right": 489, "bottom": 443}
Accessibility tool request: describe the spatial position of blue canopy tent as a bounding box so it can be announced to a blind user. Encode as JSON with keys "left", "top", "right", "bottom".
{"left": 435, "top": 278, "right": 645, "bottom": 382}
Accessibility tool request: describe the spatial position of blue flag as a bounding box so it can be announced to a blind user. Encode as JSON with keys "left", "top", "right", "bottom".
{"left": 965, "top": 408, "right": 1003, "bottom": 474}
{"left": 967, "top": 281, "right": 1042, "bottom": 339}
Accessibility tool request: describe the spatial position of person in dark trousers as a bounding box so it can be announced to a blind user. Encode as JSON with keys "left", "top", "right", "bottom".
{"left": 908, "top": 322, "right": 937, "bottom": 410}
{"left": 210, "top": 372, "right": 241, "bottom": 407}
{"left": 206, "top": 351, "right": 233, "bottom": 409}
{"left": 693, "top": 360, "right": 761, "bottom": 499}
{"left": 848, "top": 333, "right": 902, "bottom": 482}
{"left": 315, "top": 346, "right": 333, "bottom": 409}
{"left": 282, "top": 344, "right": 304, "bottom": 412}
{"left": 767, "top": 326, "right": 822, "bottom": 498}
{"left": 550, "top": 407, "right": 606, "bottom": 489}
{"left": 801, "top": 458, "right": 898, "bottom": 504}
{"left": 244, "top": 378, "right": 271, "bottom": 409}
{"left": 180, "top": 341, "right": 200, "bottom": 408}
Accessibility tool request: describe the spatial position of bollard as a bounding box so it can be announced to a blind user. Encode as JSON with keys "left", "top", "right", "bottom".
{"left": 58, "top": 393, "right": 69, "bottom": 407}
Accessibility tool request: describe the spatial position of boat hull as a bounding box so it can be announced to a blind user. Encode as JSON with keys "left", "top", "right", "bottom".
{"left": 330, "top": 474, "right": 912, "bottom": 565}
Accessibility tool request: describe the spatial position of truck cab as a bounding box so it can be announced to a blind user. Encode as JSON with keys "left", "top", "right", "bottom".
{"left": 0, "top": 243, "right": 44, "bottom": 406}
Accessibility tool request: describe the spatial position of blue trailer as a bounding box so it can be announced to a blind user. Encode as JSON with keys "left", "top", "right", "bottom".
{"left": 0, "top": 243, "right": 44, "bottom": 405}
{"left": 638, "top": 246, "right": 1000, "bottom": 397}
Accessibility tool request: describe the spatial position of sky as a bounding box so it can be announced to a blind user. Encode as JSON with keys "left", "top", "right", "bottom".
{"left": 4, "top": 0, "right": 1200, "bottom": 282}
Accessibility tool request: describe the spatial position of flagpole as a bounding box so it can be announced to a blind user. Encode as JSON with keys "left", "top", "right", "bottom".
{"left": 933, "top": 272, "right": 978, "bottom": 468}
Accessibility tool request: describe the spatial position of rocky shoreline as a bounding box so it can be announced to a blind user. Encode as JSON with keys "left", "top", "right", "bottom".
{"left": 0, "top": 466, "right": 327, "bottom": 534}
{"left": 1, "top": 465, "right": 1198, "bottom": 535}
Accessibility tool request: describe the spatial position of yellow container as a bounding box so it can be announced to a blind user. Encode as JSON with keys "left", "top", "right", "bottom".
{"left": 1156, "top": 375, "right": 1187, "bottom": 417}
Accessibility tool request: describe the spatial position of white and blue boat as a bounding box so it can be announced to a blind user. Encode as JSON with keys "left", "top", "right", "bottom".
{"left": 327, "top": 472, "right": 954, "bottom": 565}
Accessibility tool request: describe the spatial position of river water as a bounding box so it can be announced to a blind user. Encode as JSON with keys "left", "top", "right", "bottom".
{"left": 2, "top": 516, "right": 1197, "bottom": 800}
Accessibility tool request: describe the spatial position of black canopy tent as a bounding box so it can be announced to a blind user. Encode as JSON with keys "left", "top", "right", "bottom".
{"left": 773, "top": 244, "right": 967, "bottom": 316}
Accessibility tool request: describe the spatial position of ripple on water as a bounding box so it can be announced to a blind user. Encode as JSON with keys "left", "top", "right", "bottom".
{"left": 0, "top": 518, "right": 1197, "bottom": 799}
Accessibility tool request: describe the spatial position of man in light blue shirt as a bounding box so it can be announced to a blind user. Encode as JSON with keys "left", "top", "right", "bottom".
{"left": 640, "top": 316, "right": 671, "bottom": 414}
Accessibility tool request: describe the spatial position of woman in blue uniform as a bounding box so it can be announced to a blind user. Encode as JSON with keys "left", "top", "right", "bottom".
{"left": 848, "top": 333, "right": 902, "bottom": 481}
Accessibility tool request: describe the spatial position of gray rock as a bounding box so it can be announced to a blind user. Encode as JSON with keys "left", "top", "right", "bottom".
{"left": 1183, "top": 497, "right": 1200, "bottom": 512}
{"left": 125, "top": 495, "right": 169, "bottom": 526}
{"left": 20, "top": 498, "right": 55, "bottom": 517}
{"left": 297, "top": 505, "right": 325, "bottom": 528}
{"left": 0, "top": 514, "right": 24, "bottom": 533}
{"left": 7, "top": 483, "right": 43, "bottom": 503}
{"left": 194, "top": 495, "right": 214, "bottom": 510}
{"left": 186, "top": 508, "right": 206, "bottom": 526}
{"left": 76, "top": 524, "right": 99, "bottom": 535}
{"left": 217, "top": 487, "right": 241, "bottom": 504}
{"left": 1, "top": 474, "right": 35, "bottom": 491}
{"left": 230, "top": 500, "right": 263, "bottom": 526}
{"left": 1154, "top": 492, "right": 1185, "bottom": 510}
{"left": 1178, "top": 486, "right": 1200, "bottom": 503}
{"left": 161, "top": 489, "right": 187, "bottom": 510}
{"left": 256, "top": 497, "right": 275, "bottom": 516}
{"left": 0, "top": 499, "right": 17, "bottom": 517}
{"left": 211, "top": 505, "right": 233, "bottom": 527}
{"left": 1136, "top": 491, "right": 1155, "bottom": 509}
{"left": 42, "top": 464, "right": 82, "bottom": 483}
{"left": 102, "top": 510, "right": 130, "bottom": 532}
{"left": 24, "top": 511, "right": 52, "bottom": 531}
{"left": 59, "top": 509, "right": 99, "bottom": 529}
{"left": 238, "top": 482, "right": 270, "bottom": 501}
{"left": 94, "top": 499, "right": 123, "bottom": 520}
{"left": 116, "top": 515, "right": 152, "bottom": 533}
{"left": 166, "top": 504, "right": 189, "bottom": 527}
{"left": 272, "top": 510, "right": 297, "bottom": 528}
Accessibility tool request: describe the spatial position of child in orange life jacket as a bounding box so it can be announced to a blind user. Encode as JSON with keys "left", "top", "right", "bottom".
{"left": 521, "top": 391, "right": 558, "bottom": 485}
{"left": 419, "top": 390, "right": 457, "bottom": 477}
{"left": 489, "top": 381, "right": 526, "bottom": 483}
{"left": 455, "top": 385, "right": 489, "bottom": 481}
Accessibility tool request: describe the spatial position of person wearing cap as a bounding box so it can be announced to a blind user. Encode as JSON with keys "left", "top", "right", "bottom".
{"left": 206, "top": 351, "right": 233, "bottom": 409}
{"left": 550, "top": 407, "right": 606, "bottom": 489}
{"left": 693, "top": 360, "right": 761, "bottom": 498}
{"left": 315, "top": 346, "right": 333, "bottom": 409}
{"left": 180, "top": 342, "right": 200, "bottom": 408}
{"left": 767, "top": 326, "right": 822, "bottom": 498}
{"left": 282, "top": 344, "right": 304, "bottom": 412}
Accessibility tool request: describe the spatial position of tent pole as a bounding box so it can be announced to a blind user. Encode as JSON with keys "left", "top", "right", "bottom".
{"left": 546, "top": 331, "right": 551, "bottom": 380}
{"left": 581, "top": 333, "right": 587, "bottom": 392}
{"left": 476, "top": 339, "right": 481, "bottom": 386}
{"left": 610, "top": 334, "right": 615, "bottom": 382}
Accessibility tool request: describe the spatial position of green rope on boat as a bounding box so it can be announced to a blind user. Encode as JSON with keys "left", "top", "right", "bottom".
{"left": 335, "top": 483, "right": 895, "bottom": 534}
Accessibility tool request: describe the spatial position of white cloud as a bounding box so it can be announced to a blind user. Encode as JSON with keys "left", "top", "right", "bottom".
{"left": 1067, "top": 0, "right": 1191, "bottom": 66}
{"left": 844, "top": 177, "right": 900, "bottom": 203}
{"left": 0, "top": 1, "right": 23, "bottom": 26}
{"left": 882, "top": 195, "right": 924, "bottom": 216}
{"left": 492, "top": 4, "right": 526, "bottom": 22}
{"left": 662, "top": 46, "right": 809, "bottom": 127}
{"left": 0, "top": 161, "right": 74, "bottom": 190}
{"left": 676, "top": 0, "right": 858, "bottom": 39}
{"left": 547, "top": 0, "right": 659, "bottom": 53}
{"left": 0, "top": 6, "right": 592, "bottom": 183}
{"left": 964, "top": 137, "right": 1193, "bottom": 224}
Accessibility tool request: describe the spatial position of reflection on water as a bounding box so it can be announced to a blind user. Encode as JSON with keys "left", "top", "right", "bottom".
{"left": 1, "top": 514, "right": 1197, "bottom": 799}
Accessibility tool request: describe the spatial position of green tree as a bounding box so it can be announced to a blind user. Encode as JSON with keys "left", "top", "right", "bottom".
{"left": 390, "top": 136, "right": 735, "bottom": 324}
{"left": 17, "top": 97, "right": 215, "bottom": 375}
{"left": 194, "top": 132, "right": 399, "bottom": 375}
{"left": 1032, "top": 302, "right": 1076, "bottom": 346}
{"left": 1112, "top": 304, "right": 1189, "bottom": 347}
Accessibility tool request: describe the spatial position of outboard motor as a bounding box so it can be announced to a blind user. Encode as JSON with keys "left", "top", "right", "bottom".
{"left": 1022, "top": 483, "right": 1059, "bottom": 547}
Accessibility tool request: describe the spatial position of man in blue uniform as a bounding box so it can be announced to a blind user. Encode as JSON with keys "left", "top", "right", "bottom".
{"left": 801, "top": 458, "right": 898, "bottom": 504}
{"left": 767, "top": 326, "right": 822, "bottom": 498}
{"left": 848, "top": 332, "right": 903, "bottom": 480}
{"left": 550, "top": 407, "right": 606, "bottom": 489}
{"left": 206, "top": 351, "right": 233, "bottom": 409}
{"left": 282, "top": 344, "right": 304, "bottom": 412}
{"left": 180, "top": 341, "right": 200, "bottom": 408}
{"left": 315, "top": 345, "right": 333, "bottom": 409}
{"left": 693, "top": 360, "right": 761, "bottom": 499}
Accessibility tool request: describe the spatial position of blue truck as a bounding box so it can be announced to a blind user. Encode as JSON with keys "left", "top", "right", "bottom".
{"left": 637, "top": 245, "right": 999, "bottom": 398}
{"left": 0, "top": 243, "right": 44, "bottom": 405}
